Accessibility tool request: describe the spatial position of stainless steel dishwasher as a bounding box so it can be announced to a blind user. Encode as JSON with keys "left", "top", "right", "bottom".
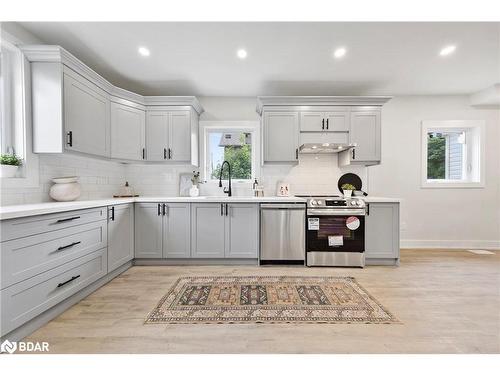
{"left": 260, "top": 203, "right": 306, "bottom": 265}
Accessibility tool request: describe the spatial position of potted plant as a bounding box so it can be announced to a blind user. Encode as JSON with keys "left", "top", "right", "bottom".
{"left": 341, "top": 183, "right": 356, "bottom": 198}
{"left": 0, "top": 153, "right": 22, "bottom": 178}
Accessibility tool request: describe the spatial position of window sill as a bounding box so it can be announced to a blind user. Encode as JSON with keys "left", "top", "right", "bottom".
{"left": 421, "top": 180, "right": 485, "bottom": 189}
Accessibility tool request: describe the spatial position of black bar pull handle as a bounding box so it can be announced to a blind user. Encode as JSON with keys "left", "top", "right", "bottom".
{"left": 66, "top": 131, "right": 73, "bottom": 147}
{"left": 168, "top": 148, "right": 172, "bottom": 159}
{"left": 56, "top": 241, "right": 81, "bottom": 252}
{"left": 163, "top": 148, "right": 167, "bottom": 160}
{"left": 157, "top": 203, "right": 161, "bottom": 216}
{"left": 326, "top": 118, "right": 329, "bottom": 130}
{"left": 142, "top": 148, "right": 146, "bottom": 160}
{"left": 295, "top": 148, "right": 298, "bottom": 160}
{"left": 57, "top": 275, "right": 80, "bottom": 288}
{"left": 110, "top": 206, "right": 115, "bottom": 221}
{"left": 162, "top": 203, "right": 166, "bottom": 216}
{"left": 366, "top": 203, "right": 370, "bottom": 216}
{"left": 55, "top": 216, "right": 80, "bottom": 224}
{"left": 322, "top": 119, "right": 325, "bottom": 130}
{"left": 352, "top": 149, "right": 356, "bottom": 160}
{"left": 225, "top": 203, "right": 229, "bottom": 216}
{"left": 220, "top": 203, "right": 224, "bottom": 216}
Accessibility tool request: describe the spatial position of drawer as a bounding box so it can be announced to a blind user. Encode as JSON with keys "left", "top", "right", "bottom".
{"left": 1, "top": 207, "right": 107, "bottom": 242}
{"left": 0, "top": 248, "right": 107, "bottom": 336}
{"left": 1, "top": 221, "right": 107, "bottom": 289}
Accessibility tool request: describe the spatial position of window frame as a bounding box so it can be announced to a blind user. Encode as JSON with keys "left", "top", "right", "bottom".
{"left": 199, "top": 121, "right": 260, "bottom": 184}
{"left": 0, "top": 31, "right": 39, "bottom": 187}
{"left": 421, "top": 120, "right": 485, "bottom": 189}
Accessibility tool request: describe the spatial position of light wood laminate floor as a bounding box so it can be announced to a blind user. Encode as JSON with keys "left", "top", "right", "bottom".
{"left": 26, "top": 250, "right": 500, "bottom": 353}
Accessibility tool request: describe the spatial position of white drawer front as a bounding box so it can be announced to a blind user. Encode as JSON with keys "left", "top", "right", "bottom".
{"left": 1, "top": 221, "right": 107, "bottom": 289}
{"left": 1, "top": 207, "right": 107, "bottom": 242}
{"left": 0, "top": 249, "right": 107, "bottom": 336}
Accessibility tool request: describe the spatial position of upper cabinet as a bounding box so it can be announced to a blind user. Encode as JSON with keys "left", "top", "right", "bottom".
{"left": 257, "top": 96, "right": 391, "bottom": 166}
{"left": 145, "top": 109, "right": 194, "bottom": 163}
{"left": 262, "top": 111, "right": 299, "bottom": 163}
{"left": 110, "top": 100, "right": 145, "bottom": 161}
{"left": 23, "top": 45, "right": 203, "bottom": 163}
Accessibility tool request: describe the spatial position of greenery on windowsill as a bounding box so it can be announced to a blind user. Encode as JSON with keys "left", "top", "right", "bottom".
{"left": 0, "top": 153, "right": 22, "bottom": 166}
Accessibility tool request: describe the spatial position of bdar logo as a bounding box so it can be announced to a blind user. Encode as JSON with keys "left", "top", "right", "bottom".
{"left": 1, "top": 340, "right": 17, "bottom": 354}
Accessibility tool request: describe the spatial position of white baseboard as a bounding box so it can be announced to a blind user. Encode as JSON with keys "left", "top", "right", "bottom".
{"left": 401, "top": 239, "right": 500, "bottom": 250}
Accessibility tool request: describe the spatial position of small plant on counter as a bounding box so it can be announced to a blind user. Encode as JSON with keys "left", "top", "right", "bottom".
{"left": 0, "top": 153, "right": 22, "bottom": 166}
{"left": 341, "top": 183, "right": 356, "bottom": 191}
{"left": 191, "top": 171, "right": 201, "bottom": 186}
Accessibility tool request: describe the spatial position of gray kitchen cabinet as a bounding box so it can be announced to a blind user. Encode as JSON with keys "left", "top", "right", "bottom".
{"left": 110, "top": 102, "right": 145, "bottom": 160}
{"left": 134, "top": 203, "right": 163, "bottom": 258}
{"left": 339, "top": 108, "right": 381, "bottom": 166}
{"left": 191, "top": 203, "right": 226, "bottom": 258}
{"left": 225, "top": 204, "right": 259, "bottom": 258}
{"left": 146, "top": 110, "right": 191, "bottom": 162}
{"left": 300, "top": 110, "right": 349, "bottom": 132}
{"left": 163, "top": 203, "right": 191, "bottom": 258}
{"left": 108, "top": 204, "right": 134, "bottom": 272}
{"left": 263, "top": 111, "right": 299, "bottom": 163}
{"left": 63, "top": 69, "right": 111, "bottom": 157}
{"left": 365, "top": 202, "right": 400, "bottom": 264}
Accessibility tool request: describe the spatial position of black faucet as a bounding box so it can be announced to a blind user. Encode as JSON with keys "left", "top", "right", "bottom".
{"left": 218, "top": 160, "right": 232, "bottom": 197}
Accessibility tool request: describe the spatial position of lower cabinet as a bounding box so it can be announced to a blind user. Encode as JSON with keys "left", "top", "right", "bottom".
{"left": 107, "top": 204, "right": 134, "bottom": 272}
{"left": 365, "top": 202, "right": 400, "bottom": 263}
{"left": 191, "top": 203, "right": 259, "bottom": 258}
{"left": 134, "top": 203, "right": 191, "bottom": 258}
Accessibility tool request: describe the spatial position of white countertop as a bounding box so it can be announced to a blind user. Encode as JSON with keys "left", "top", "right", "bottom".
{"left": 0, "top": 196, "right": 307, "bottom": 220}
{"left": 362, "top": 197, "right": 402, "bottom": 203}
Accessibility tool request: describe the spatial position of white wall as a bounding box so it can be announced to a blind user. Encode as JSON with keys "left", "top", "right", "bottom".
{"left": 370, "top": 96, "right": 500, "bottom": 249}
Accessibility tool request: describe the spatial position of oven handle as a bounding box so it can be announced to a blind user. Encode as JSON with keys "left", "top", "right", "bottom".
{"left": 307, "top": 208, "right": 365, "bottom": 216}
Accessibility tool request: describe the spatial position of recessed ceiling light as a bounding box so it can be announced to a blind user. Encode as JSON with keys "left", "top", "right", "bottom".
{"left": 333, "top": 47, "right": 347, "bottom": 59}
{"left": 236, "top": 49, "right": 247, "bottom": 59}
{"left": 439, "top": 45, "right": 456, "bottom": 56}
{"left": 138, "top": 47, "right": 150, "bottom": 57}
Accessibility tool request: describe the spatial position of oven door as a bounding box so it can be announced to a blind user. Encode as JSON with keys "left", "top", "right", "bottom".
{"left": 306, "top": 208, "right": 365, "bottom": 253}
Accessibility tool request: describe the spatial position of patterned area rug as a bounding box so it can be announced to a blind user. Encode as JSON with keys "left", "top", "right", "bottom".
{"left": 145, "top": 276, "right": 399, "bottom": 324}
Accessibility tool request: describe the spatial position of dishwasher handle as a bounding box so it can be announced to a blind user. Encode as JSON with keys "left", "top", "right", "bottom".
{"left": 260, "top": 203, "right": 305, "bottom": 209}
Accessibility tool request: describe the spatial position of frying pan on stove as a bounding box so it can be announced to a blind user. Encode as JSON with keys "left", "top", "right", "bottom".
{"left": 337, "top": 173, "right": 368, "bottom": 196}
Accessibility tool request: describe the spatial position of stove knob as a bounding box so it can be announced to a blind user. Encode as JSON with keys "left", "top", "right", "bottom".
{"left": 310, "top": 200, "right": 316, "bottom": 206}
{"left": 316, "top": 200, "right": 323, "bottom": 206}
{"left": 356, "top": 200, "right": 363, "bottom": 207}
{"left": 351, "top": 200, "right": 357, "bottom": 206}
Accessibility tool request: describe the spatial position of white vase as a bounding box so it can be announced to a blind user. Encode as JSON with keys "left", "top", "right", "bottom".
{"left": 189, "top": 185, "right": 199, "bottom": 197}
{"left": 343, "top": 189, "right": 353, "bottom": 198}
{"left": 49, "top": 176, "right": 81, "bottom": 202}
{"left": 0, "top": 165, "right": 19, "bottom": 178}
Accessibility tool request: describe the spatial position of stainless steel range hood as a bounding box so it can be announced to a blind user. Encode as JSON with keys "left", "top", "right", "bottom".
{"left": 299, "top": 143, "right": 356, "bottom": 154}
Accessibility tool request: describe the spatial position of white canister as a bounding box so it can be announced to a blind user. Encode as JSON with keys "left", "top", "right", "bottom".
{"left": 49, "top": 176, "right": 81, "bottom": 202}
{"left": 343, "top": 189, "right": 353, "bottom": 198}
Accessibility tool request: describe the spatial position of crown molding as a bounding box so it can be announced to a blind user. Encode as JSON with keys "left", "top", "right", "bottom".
{"left": 256, "top": 96, "right": 392, "bottom": 114}
{"left": 470, "top": 84, "right": 500, "bottom": 108}
{"left": 19, "top": 45, "right": 204, "bottom": 114}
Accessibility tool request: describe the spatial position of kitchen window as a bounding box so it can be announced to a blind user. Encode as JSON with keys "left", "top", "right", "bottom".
{"left": 200, "top": 121, "right": 260, "bottom": 182}
{"left": 421, "top": 120, "right": 484, "bottom": 188}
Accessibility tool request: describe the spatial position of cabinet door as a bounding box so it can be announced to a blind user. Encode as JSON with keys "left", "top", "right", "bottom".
{"left": 191, "top": 203, "right": 225, "bottom": 258}
{"left": 349, "top": 110, "right": 381, "bottom": 162}
{"left": 163, "top": 203, "right": 191, "bottom": 258}
{"left": 169, "top": 111, "right": 191, "bottom": 162}
{"left": 146, "top": 111, "right": 169, "bottom": 161}
{"left": 263, "top": 111, "right": 299, "bottom": 162}
{"left": 300, "top": 112, "right": 324, "bottom": 132}
{"left": 134, "top": 203, "right": 163, "bottom": 258}
{"left": 365, "top": 203, "right": 400, "bottom": 259}
{"left": 110, "top": 102, "right": 145, "bottom": 160}
{"left": 225, "top": 204, "right": 259, "bottom": 258}
{"left": 324, "top": 111, "right": 349, "bottom": 132}
{"left": 63, "top": 72, "right": 110, "bottom": 156}
{"left": 108, "top": 204, "right": 134, "bottom": 272}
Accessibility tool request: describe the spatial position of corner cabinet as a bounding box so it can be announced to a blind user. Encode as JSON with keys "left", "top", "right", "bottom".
{"left": 191, "top": 203, "right": 259, "bottom": 259}
{"left": 262, "top": 111, "right": 299, "bottom": 163}
{"left": 365, "top": 202, "right": 400, "bottom": 265}
{"left": 110, "top": 101, "right": 145, "bottom": 161}
{"left": 107, "top": 204, "right": 134, "bottom": 272}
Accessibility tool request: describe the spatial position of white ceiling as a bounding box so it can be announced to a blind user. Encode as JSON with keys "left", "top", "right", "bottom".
{"left": 15, "top": 22, "right": 500, "bottom": 96}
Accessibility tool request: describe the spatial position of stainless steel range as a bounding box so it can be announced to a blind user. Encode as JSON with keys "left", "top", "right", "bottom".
{"left": 301, "top": 196, "right": 366, "bottom": 267}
